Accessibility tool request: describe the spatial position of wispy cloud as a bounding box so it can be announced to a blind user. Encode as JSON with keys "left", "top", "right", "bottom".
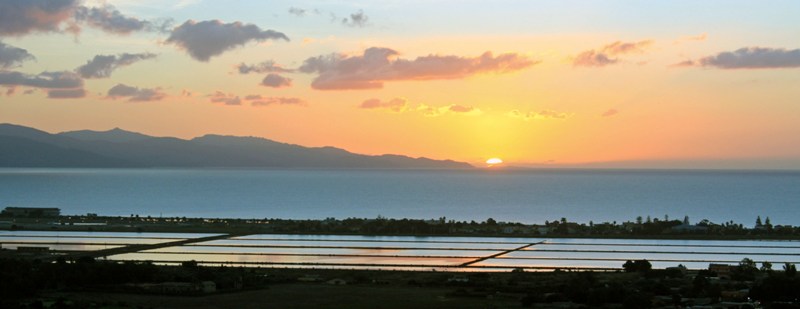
{"left": 573, "top": 40, "right": 652, "bottom": 67}
{"left": 47, "top": 88, "right": 87, "bottom": 99}
{"left": 107, "top": 83, "right": 166, "bottom": 102}
{"left": 418, "top": 104, "right": 482, "bottom": 117}
{"left": 166, "top": 20, "right": 289, "bottom": 62}
{"left": 236, "top": 60, "right": 292, "bottom": 74}
{"left": 246, "top": 95, "right": 306, "bottom": 107}
{"left": 288, "top": 7, "right": 308, "bottom": 17}
{"left": 208, "top": 91, "right": 241, "bottom": 105}
{"left": 674, "top": 47, "right": 800, "bottom": 69}
{"left": 601, "top": 109, "right": 619, "bottom": 117}
{"left": 299, "top": 47, "right": 536, "bottom": 90}
{"left": 360, "top": 97, "right": 482, "bottom": 117}
{"left": 260, "top": 73, "right": 292, "bottom": 88}
{"left": 0, "top": 71, "right": 83, "bottom": 89}
{"left": 359, "top": 98, "right": 409, "bottom": 112}
{"left": 341, "top": 10, "right": 369, "bottom": 27}
{"left": 508, "top": 109, "right": 572, "bottom": 120}
{"left": 674, "top": 33, "right": 707, "bottom": 44}
{"left": 73, "top": 5, "right": 172, "bottom": 34}
{"left": 0, "top": 41, "right": 36, "bottom": 69}
{"left": 76, "top": 53, "right": 156, "bottom": 78}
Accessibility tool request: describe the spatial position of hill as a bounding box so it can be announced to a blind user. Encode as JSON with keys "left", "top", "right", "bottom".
{"left": 0, "top": 124, "right": 471, "bottom": 169}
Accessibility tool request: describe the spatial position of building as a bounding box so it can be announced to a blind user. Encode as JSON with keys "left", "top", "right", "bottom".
{"left": 709, "top": 263, "right": 733, "bottom": 279}
{"left": 16, "top": 246, "right": 50, "bottom": 254}
{"left": 2, "top": 207, "right": 61, "bottom": 217}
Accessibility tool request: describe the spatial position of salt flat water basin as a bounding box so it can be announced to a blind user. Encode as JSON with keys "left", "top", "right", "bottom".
{"left": 76, "top": 233, "right": 800, "bottom": 270}
{"left": 1, "top": 168, "right": 799, "bottom": 225}
{"left": 4, "top": 231, "right": 798, "bottom": 270}
{"left": 0, "top": 230, "right": 221, "bottom": 251}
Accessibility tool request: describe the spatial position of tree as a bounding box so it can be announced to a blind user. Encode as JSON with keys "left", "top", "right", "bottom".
{"left": 623, "top": 259, "right": 651, "bottom": 273}
{"left": 761, "top": 261, "right": 772, "bottom": 272}
{"left": 636, "top": 216, "right": 643, "bottom": 225}
{"left": 756, "top": 216, "right": 763, "bottom": 227}
{"left": 623, "top": 260, "right": 635, "bottom": 272}
{"left": 683, "top": 216, "right": 690, "bottom": 225}
{"left": 785, "top": 263, "right": 797, "bottom": 277}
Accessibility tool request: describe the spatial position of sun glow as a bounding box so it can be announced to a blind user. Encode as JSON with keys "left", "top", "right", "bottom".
{"left": 486, "top": 158, "right": 503, "bottom": 166}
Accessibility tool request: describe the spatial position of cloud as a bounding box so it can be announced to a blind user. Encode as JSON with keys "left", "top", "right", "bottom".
{"left": 601, "top": 109, "right": 619, "bottom": 117}
{"left": 572, "top": 50, "right": 618, "bottom": 67}
{"left": 448, "top": 104, "right": 480, "bottom": 114}
{"left": 166, "top": 20, "right": 289, "bottom": 62}
{"left": 674, "top": 33, "right": 707, "bottom": 44}
{"left": 76, "top": 52, "right": 156, "bottom": 78}
{"left": 299, "top": 47, "right": 536, "bottom": 90}
{"left": 208, "top": 91, "right": 241, "bottom": 105}
{"left": 509, "top": 109, "right": 572, "bottom": 120}
{"left": 573, "top": 40, "right": 652, "bottom": 67}
{"left": 342, "top": 10, "right": 369, "bottom": 27}
{"left": 0, "top": 41, "right": 36, "bottom": 68}
{"left": 245, "top": 95, "right": 306, "bottom": 106}
{"left": 260, "top": 73, "right": 292, "bottom": 88}
{"left": 0, "top": 0, "right": 79, "bottom": 36}
{"left": 417, "top": 104, "right": 482, "bottom": 117}
{"left": 360, "top": 97, "right": 481, "bottom": 116}
{"left": 359, "top": 97, "right": 409, "bottom": 112}
{"left": 288, "top": 7, "right": 307, "bottom": 16}
{"left": 106, "top": 83, "right": 166, "bottom": 102}
{"left": 677, "top": 47, "right": 800, "bottom": 69}
{"left": 0, "top": 71, "right": 82, "bottom": 88}
{"left": 73, "top": 5, "right": 171, "bottom": 34}
{"left": 47, "top": 88, "right": 86, "bottom": 99}
{"left": 236, "top": 60, "right": 292, "bottom": 74}
{"left": 602, "top": 40, "right": 652, "bottom": 55}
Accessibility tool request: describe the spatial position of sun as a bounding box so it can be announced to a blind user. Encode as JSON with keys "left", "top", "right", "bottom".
{"left": 486, "top": 158, "right": 503, "bottom": 166}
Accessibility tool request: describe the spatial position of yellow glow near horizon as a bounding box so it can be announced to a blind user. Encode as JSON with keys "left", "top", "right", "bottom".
{"left": 486, "top": 158, "right": 504, "bottom": 166}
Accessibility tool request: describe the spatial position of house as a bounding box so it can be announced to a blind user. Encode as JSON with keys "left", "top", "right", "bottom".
{"left": 671, "top": 223, "right": 709, "bottom": 232}
{"left": 709, "top": 264, "right": 733, "bottom": 279}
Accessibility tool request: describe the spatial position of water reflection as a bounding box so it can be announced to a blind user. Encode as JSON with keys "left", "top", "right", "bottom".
{"left": 4, "top": 232, "right": 798, "bottom": 270}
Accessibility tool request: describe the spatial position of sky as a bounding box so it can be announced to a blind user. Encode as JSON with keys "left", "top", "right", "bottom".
{"left": 1, "top": 0, "right": 799, "bottom": 168}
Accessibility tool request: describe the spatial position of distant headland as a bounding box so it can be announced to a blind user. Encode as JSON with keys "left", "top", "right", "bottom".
{"left": 0, "top": 123, "right": 471, "bottom": 169}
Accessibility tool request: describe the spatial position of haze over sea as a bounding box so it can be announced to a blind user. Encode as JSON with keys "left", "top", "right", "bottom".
{"left": 1, "top": 168, "right": 798, "bottom": 226}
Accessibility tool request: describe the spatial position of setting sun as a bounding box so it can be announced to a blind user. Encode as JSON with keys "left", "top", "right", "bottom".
{"left": 486, "top": 158, "right": 504, "bottom": 166}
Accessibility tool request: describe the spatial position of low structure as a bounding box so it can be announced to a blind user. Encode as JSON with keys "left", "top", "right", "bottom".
{"left": 134, "top": 281, "right": 216, "bottom": 294}
{"left": 709, "top": 263, "right": 733, "bottom": 279}
{"left": 2, "top": 207, "right": 61, "bottom": 217}
{"left": 16, "top": 246, "right": 50, "bottom": 254}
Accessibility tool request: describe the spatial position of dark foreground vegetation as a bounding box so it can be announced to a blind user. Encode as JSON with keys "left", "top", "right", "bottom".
{"left": 0, "top": 256, "right": 798, "bottom": 309}
{"left": 3, "top": 210, "right": 799, "bottom": 240}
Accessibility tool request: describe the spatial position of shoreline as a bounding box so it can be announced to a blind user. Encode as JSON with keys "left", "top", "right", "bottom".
{"left": 3, "top": 213, "right": 798, "bottom": 241}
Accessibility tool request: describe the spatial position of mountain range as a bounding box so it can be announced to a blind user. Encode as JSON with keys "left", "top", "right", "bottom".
{"left": 0, "top": 124, "right": 472, "bottom": 169}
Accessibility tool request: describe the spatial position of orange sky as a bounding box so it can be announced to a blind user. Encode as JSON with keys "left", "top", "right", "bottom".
{"left": 1, "top": 1, "right": 799, "bottom": 168}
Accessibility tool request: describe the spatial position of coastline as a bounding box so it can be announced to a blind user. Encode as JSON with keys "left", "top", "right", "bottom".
{"left": 3, "top": 214, "right": 799, "bottom": 241}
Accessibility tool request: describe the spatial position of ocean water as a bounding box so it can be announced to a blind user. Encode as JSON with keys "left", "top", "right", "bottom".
{"left": 0, "top": 168, "right": 798, "bottom": 225}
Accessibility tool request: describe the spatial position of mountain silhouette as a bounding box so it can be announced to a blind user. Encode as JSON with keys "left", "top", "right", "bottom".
{"left": 0, "top": 123, "right": 472, "bottom": 169}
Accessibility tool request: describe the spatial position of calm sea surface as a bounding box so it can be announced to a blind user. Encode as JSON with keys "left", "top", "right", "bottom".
{"left": 0, "top": 168, "right": 798, "bottom": 225}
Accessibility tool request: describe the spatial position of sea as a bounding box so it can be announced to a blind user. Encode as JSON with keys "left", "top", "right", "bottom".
{"left": 0, "top": 168, "right": 798, "bottom": 225}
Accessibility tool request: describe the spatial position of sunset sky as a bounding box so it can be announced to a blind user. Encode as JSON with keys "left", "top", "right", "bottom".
{"left": 1, "top": 0, "right": 799, "bottom": 168}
